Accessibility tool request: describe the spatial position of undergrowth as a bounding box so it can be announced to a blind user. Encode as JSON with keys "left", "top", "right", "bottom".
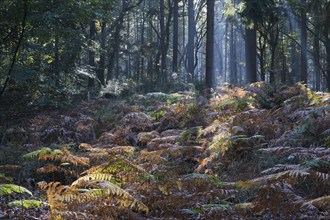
{"left": 0, "top": 82, "right": 330, "bottom": 219}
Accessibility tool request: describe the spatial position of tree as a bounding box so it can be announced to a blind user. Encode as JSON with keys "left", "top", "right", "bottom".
{"left": 87, "top": 19, "right": 96, "bottom": 89}
{"left": 241, "top": 0, "right": 258, "bottom": 83}
{"left": 172, "top": 0, "right": 179, "bottom": 74}
{"left": 300, "top": 0, "right": 308, "bottom": 84}
{"left": 205, "top": 0, "right": 215, "bottom": 88}
{"left": 187, "top": 0, "right": 195, "bottom": 82}
{"left": 0, "top": 0, "right": 27, "bottom": 97}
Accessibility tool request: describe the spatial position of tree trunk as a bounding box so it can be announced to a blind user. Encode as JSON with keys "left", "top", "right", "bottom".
{"left": 88, "top": 19, "right": 96, "bottom": 88}
{"left": 206, "top": 0, "right": 215, "bottom": 88}
{"left": 300, "top": 0, "right": 308, "bottom": 84}
{"left": 172, "top": 0, "right": 179, "bottom": 73}
{"left": 258, "top": 32, "right": 266, "bottom": 81}
{"left": 107, "top": 15, "right": 124, "bottom": 81}
{"left": 97, "top": 21, "right": 106, "bottom": 86}
{"left": 313, "top": 3, "right": 321, "bottom": 91}
{"left": 54, "top": 34, "right": 60, "bottom": 86}
{"left": 269, "top": 43, "right": 276, "bottom": 84}
{"left": 229, "top": 24, "right": 237, "bottom": 85}
{"left": 245, "top": 27, "right": 257, "bottom": 83}
{"left": 187, "top": 0, "right": 195, "bottom": 82}
{"left": 160, "top": 0, "right": 166, "bottom": 82}
{"left": 326, "top": 38, "right": 330, "bottom": 91}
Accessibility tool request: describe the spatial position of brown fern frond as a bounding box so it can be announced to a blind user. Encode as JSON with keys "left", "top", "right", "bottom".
{"left": 52, "top": 211, "right": 94, "bottom": 220}
{"left": 80, "top": 165, "right": 104, "bottom": 176}
{"left": 260, "top": 147, "right": 292, "bottom": 154}
{"left": 237, "top": 170, "right": 310, "bottom": 189}
{"left": 135, "top": 149, "right": 168, "bottom": 164}
{"left": 107, "top": 146, "right": 136, "bottom": 154}
{"left": 303, "top": 195, "right": 330, "bottom": 210}
{"left": 37, "top": 164, "right": 61, "bottom": 174}
{"left": 311, "top": 171, "right": 330, "bottom": 183}
{"left": 43, "top": 182, "right": 67, "bottom": 212}
{"left": 79, "top": 143, "right": 92, "bottom": 150}
{"left": 261, "top": 164, "right": 304, "bottom": 175}
{"left": 0, "top": 165, "right": 21, "bottom": 170}
{"left": 57, "top": 148, "right": 90, "bottom": 166}
{"left": 73, "top": 181, "right": 148, "bottom": 213}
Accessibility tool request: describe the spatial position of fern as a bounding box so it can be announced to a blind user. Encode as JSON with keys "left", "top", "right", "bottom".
{"left": 58, "top": 148, "right": 90, "bottom": 166}
{"left": 217, "top": 98, "right": 254, "bottom": 112}
{"left": 8, "top": 199, "right": 47, "bottom": 209}
{"left": 0, "top": 184, "right": 32, "bottom": 196}
{"left": 52, "top": 211, "right": 94, "bottom": 220}
{"left": 303, "top": 195, "right": 330, "bottom": 210}
{"left": 236, "top": 170, "right": 310, "bottom": 189}
{"left": 95, "top": 181, "right": 148, "bottom": 212}
{"left": 261, "top": 164, "right": 304, "bottom": 175}
{"left": 71, "top": 173, "right": 113, "bottom": 187}
{"left": 182, "top": 203, "right": 231, "bottom": 215}
{"left": 0, "top": 173, "right": 13, "bottom": 182}
{"left": 0, "top": 164, "right": 21, "bottom": 170}
{"left": 82, "top": 155, "right": 151, "bottom": 181}
{"left": 23, "top": 147, "right": 54, "bottom": 159}
{"left": 178, "top": 126, "right": 203, "bottom": 144}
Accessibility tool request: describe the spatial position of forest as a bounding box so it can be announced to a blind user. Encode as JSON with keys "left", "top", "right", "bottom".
{"left": 0, "top": 0, "right": 330, "bottom": 219}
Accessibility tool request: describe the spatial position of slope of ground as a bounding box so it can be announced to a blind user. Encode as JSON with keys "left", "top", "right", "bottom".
{"left": 1, "top": 83, "right": 330, "bottom": 219}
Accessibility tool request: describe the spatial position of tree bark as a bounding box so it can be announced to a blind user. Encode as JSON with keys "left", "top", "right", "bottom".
{"left": 300, "top": 0, "right": 308, "bottom": 84}
{"left": 97, "top": 21, "right": 106, "bottom": 86}
{"left": 187, "top": 0, "right": 195, "bottom": 82}
{"left": 205, "top": 0, "right": 215, "bottom": 88}
{"left": 229, "top": 24, "right": 237, "bottom": 85}
{"left": 172, "top": 0, "right": 179, "bottom": 73}
{"left": 245, "top": 27, "right": 257, "bottom": 83}
{"left": 88, "top": 19, "right": 96, "bottom": 88}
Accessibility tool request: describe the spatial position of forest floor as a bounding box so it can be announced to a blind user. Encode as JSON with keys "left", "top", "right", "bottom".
{"left": 1, "top": 82, "right": 330, "bottom": 219}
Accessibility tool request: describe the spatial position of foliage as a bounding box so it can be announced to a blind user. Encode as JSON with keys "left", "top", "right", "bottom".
{"left": 0, "top": 184, "right": 32, "bottom": 196}
{"left": 8, "top": 199, "right": 46, "bottom": 209}
{"left": 1, "top": 84, "right": 330, "bottom": 218}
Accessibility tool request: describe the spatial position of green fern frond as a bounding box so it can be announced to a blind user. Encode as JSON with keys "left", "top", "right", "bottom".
{"left": 22, "top": 147, "right": 52, "bottom": 159}
{"left": 8, "top": 199, "right": 47, "bottom": 209}
{"left": 179, "top": 126, "right": 203, "bottom": 142}
{"left": 304, "top": 159, "right": 330, "bottom": 169}
{"left": 0, "top": 173, "right": 13, "bottom": 182}
{"left": 99, "top": 156, "right": 150, "bottom": 177}
{"left": 182, "top": 203, "right": 231, "bottom": 215}
{"left": 71, "top": 173, "right": 113, "bottom": 187}
{"left": 22, "top": 147, "right": 60, "bottom": 159}
{"left": 0, "top": 184, "right": 32, "bottom": 196}
{"left": 182, "top": 173, "right": 224, "bottom": 188}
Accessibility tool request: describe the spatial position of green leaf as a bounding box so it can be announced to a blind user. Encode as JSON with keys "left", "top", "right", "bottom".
{"left": 22, "top": 147, "right": 52, "bottom": 159}
{"left": 0, "top": 184, "right": 32, "bottom": 196}
{"left": 8, "top": 200, "right": 47, "bottom": 209}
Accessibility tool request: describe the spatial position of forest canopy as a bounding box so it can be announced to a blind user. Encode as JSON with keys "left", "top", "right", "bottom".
{"left": 0, "top": 0, "right": 329, "bottom": 108}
